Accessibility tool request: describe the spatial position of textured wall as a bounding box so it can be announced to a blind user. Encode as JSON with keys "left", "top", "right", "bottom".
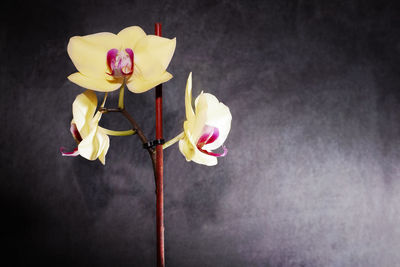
{"left": 1, "top": 0, "right": 399, "bottom": 266}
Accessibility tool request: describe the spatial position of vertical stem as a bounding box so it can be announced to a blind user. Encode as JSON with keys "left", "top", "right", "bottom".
{"left": 155, "top": 22, "right": 165, "bottom": 267}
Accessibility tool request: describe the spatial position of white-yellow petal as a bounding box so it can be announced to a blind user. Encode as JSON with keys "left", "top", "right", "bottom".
{"left": 98, "top": 127, "right": 111, "bottom": 165}
{"left": 95, "top": 130, "right": 110, "bottom": 165}
{"left": 68, "top": 72, "right": 122, "bottom": 92}
{"left": 78, "top": 129, "right": 109, "bottom": 161}
{"left": 191, "top": 148, "right": 218, "bottom": 166}
{"left": 134, "top": 35, "right": 176, "bottom": 80}
{"left": 178, "top": 135, "right": 218, "bottom": 166}
{"left": 195, "top": 93, "right": 232, "bottom": 150}
{"left": 179, "top": 121, "right": 218, "bottom": 166}
{"left": 185, "top": 72, "right": 195, "bottom": 121}
{"left": 126, "top": 71, "right": 172, "bottom": 93}
{"left": 67, "top": 33, "right": 122, "bottom": 79}
{"left": 188, "top": 94, "right": 209, "bottom": 141}
{"left": 178, "top": 135, "right": 195, "bottom": 161}
{"left": 78, "top": 126, "right": 99, "bottom": 160}
{"left": 72, "top": 90, "right": 97, "bottom": 138}
{"left": 98, "top": 146, "right": 108, "bottom": 165}
{"left": 78, "top": 112, "right": 109, "bottom": 162}
{"left": 117, "top": 26, "right": 146, "bottom": 50}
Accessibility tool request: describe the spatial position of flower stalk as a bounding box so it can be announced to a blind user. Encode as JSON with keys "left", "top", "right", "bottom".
{"left": 99, "top": 127, "right": 135, "bottom": 136}
{"left": 163, "top": 132, "right": 184, "bottom": 149}
{"left": 118, "top": 83, "right": 125, "bottom": 109}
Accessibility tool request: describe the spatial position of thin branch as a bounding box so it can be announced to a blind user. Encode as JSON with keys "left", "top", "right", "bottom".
{"left": 163, "top": 132, "right": 184, "bottom": 149}
{"left": 98, "top": 107, "right": 122, "bottom": 113}
{"left": 98, "top": 106, "right": 157, "bottom": 187}
{"left": 121, "top": 109, "right": 157, "bottom": 187}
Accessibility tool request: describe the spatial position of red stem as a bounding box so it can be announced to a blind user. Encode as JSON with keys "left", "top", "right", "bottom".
{"left": 155, "top": 22, "right": 165, "bottom": 267}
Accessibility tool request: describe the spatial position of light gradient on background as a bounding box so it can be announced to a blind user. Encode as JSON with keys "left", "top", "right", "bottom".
{"left": 1, "top": 0, "right": 399, "bottom": 266}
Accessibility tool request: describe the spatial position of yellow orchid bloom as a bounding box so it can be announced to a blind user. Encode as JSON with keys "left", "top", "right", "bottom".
{"left": 61, "top": 90, "right": 110, "bottom": 165}
{"left": 177, "top": 73, "right": 232, "bottom": 166}
{"left": 67, "top": 26, "right": 176, "bottom": 93}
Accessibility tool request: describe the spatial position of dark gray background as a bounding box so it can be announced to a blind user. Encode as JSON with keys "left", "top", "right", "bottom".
{"left": 1, "top": 0, "right": 399, "bottom": 266}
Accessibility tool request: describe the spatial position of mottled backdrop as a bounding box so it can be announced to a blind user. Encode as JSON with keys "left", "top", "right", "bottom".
{"left": 1, "top": 0, "right": 399, "bottom": 266}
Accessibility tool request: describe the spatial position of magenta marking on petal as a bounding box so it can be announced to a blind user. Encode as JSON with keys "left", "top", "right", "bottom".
{"left": 120, "top": 48, "right": 134, "bottom": 75}
{"left": 196, "top": 125, "right": 227, "bottom": 158}
{"left": 205, "top": 127, "right": 219, "bottom": 144}
{"left": 106, "top": 48, "right": 119, "bottom": 75}
{"left": 60, "top": 147, "right": 80, "bottom": 157}
{"left": 197, "top": 145, "right": 228, "bottom": 157}
{"left": 197, "top": 125, "right": 219, "bottom": 147}
{"left": 125, "top": 48, "right": 134, "bottom": 64}
{"left": 70, "top": 123, "right": 82, "bottom": 143}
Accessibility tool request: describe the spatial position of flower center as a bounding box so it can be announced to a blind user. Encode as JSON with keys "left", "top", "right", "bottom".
{"left": 196, "top": 125, "right": 227, "bottom": 157}
{"left": 107, "top": 48, "right": 134, "bottom": 77}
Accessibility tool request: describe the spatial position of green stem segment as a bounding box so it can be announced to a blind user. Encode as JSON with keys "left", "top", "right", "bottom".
{"left": 99, "top": 127, "right": 136, "bottom": 136}
{"left": 118, "top": 83, "right": 125, "bottom": 109}
{"left": 163, "top": 132, "right": 184, "bottom": 149}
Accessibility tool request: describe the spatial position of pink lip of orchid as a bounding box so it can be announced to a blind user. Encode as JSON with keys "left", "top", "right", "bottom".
{"left": 196, "top": 125, "right": 228, "bottom": 157}
{"left": 106, "top": 48, "right": 134, "bottom": 77}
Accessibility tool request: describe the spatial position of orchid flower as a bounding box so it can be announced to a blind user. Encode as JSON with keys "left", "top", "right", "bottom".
{"left": 164, "top": 73, "right": 232, "bottom": 166}
{"left": 67, "top": 26, "right": 176, "bottom": 93}
{"left": 61, "top": 90, "right": 110, "bottom": 165}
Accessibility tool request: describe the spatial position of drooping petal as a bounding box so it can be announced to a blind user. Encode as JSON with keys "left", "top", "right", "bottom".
{"left": 126, "top": 71, "right": 172, "bottom": 93}
{"left": 91, "top": 112, "right": 110, "bottom": 161}
{"left": 134, "top": 35, "right": 176, "bottom": 80}
{"left": 67, "top": 33, "right": 122, "bottom": 79}
{"left": 96, "top": 130, "right": 110, "bottom": 165}
{"left": 72, "top": 90, "right": 98, "bottom": 138}
{"left": 98, "top": 145, "right": 108, "bottom": 165}
{"left": 78, "top": 127, "right": 100, "bottom": 161}
{"left": 78, "top": 112, "right": 109, "bottom": 162}
{"left": 117, "top": 26, "right": 146, "bottom": 50}
{"left": 68, "top": 72, "right": 122, "bottom": 92}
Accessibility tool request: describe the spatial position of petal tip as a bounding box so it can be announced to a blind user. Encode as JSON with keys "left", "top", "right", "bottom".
{"left": 60, "top": 147, "right": 80, "bottom": 157}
